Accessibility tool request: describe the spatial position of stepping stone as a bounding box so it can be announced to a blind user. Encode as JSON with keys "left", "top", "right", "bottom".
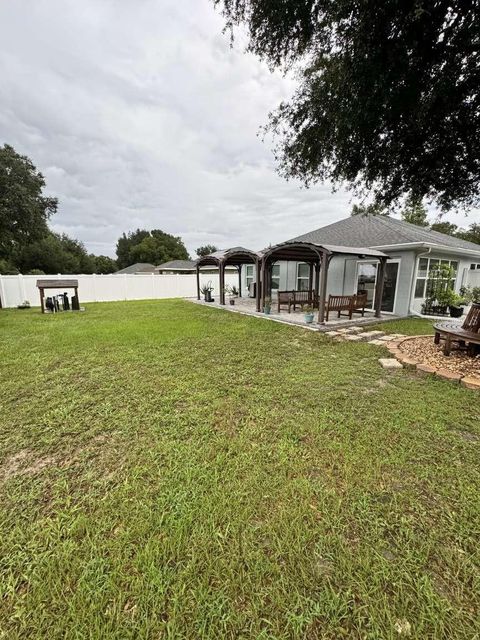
{"left": 348, "top": 327, "right": 365, "bottom": 334}
{"left": 369, "top": 339, "right": 388, "bottom": 346}
{"left": 379, "top": 358, "right": 403, "bottom": 370}
{"left": 344, "top": 335, "right": 363, "bottom": 342}
{"left": 324, "top": 330, "right": 342, "bottom": 337}
{"left": 357, "top": 330, "right": 385, "bottom": 341}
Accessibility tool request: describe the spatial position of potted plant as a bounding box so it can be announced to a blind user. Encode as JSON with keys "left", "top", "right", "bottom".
{"left": 200, "top": 281, "right": 214, "bottom": 302}
{"left": 448, "top": 293, "right": 465, "bottom": 318}
{"left": 17, "top": 300, "right": 30, "bottom": 310}
{"left": 303, "top": 304, "right": 315, "bottom": 324}
{"left": 263, "top": 296, "right": 272, "bottom": 314}
{"left": 225, "top": 284, "right": 239, "bottom": 305}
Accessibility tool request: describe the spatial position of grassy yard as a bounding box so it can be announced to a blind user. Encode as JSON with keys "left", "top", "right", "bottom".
{"left": 0, "top": 300, "right": 479, "bottom": 639}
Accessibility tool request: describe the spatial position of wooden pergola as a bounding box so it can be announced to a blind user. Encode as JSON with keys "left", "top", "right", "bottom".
{"left": 195, "top": 242, "right": 389, "bottom": 324}
{"left": 37, "top": 279, "right": 79, "bottom": 314}
{"left": 195, "top": 247, "right": 260, "bottom": 305}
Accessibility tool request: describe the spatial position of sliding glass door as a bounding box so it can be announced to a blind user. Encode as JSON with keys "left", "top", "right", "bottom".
{"left": 356, "top": 261, "right": 399, "bottom": 313}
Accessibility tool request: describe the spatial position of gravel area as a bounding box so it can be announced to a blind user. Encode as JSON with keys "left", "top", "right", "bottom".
{"left": 399, "top": 336, "right": 480, "bottom": 377}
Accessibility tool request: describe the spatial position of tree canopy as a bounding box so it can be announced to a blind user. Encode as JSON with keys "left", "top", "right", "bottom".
{"left": 215, "top": 1, "right": 480, "bottom": 210}
{"left": 351, "top": 203, "right": 388, "bottom": 217}
{"left": 400, "top": 197, "right": 429, "bottom": 227}
{"left": 0, "top": 144, "right": 57, "bottom": 261}
{"left": 196, "top": 244, "right": 218, "bottom": 257}
{"left": 116, "top": 229, "right": 189, "bottom": 268}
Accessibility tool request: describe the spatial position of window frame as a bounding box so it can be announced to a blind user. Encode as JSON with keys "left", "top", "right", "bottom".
{"left": 296, "top": 262, "right": 310, "bottom": 291}
{"left": 414, "top": 257, "right": 458, "bottom": 300}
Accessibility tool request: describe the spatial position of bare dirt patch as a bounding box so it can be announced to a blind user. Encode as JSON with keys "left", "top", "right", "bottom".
{"left": 398, "top": 336, "right": 480, "bottom": 378}
{"left": 0, "top": 449, "right": 58, "bottom": 483}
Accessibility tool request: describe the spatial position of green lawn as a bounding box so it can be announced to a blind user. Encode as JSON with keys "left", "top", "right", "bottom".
{"left": 0, "top": 300, "right": 478, "bottom": 639}
{"left": 366, "top": 317, "right": 436, "bottom": 336}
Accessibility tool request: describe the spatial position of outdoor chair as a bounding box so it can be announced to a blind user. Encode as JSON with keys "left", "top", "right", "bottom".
{"left": 434, "top": 303, "right": 480, "bottom": 355}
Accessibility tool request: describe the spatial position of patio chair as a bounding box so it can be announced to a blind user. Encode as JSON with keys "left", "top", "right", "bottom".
{"left": 433, "top": 303, "right": 480, "bottom": 355}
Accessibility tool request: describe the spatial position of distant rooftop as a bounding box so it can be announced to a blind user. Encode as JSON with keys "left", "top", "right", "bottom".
{"left": 156, "top": 260, "right": 196, "bottom": 271}
{"left": 114, "top": 263, "right": 156, "bottom": 274}
{"left": 291, "top": 215, "right": 480, "bottom": 253}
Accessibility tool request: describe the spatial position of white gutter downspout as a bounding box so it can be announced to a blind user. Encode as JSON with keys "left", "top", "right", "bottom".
{"left": 408, "top": 246, "right": 432, "bottom": 317}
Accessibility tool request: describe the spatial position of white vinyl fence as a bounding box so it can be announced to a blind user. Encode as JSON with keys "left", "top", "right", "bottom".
{"left": 0, "top": 273, "right": 239, "bottom": 308}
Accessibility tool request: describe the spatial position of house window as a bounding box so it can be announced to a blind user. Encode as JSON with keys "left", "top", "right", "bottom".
{"left": 245, "top": 264, "right": 254, "bottom": 288}
{"left": 414, "top": 257, "right": 458, "bottom": 299}
{"left": 271, "top": 264, "right": 280, "bottom": 290}
{"left": 296, "top": 263, "right": 310, "bottom": 290}
{"left": 471, "top": 263, "right": 480, "bottom": 270}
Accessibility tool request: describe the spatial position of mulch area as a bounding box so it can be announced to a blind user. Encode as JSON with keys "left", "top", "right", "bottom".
{"left": 398, "top": 336, "right": 480, "bottom": 378}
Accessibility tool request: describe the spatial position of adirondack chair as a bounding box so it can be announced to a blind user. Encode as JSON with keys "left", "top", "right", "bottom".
{"left": 434, "top": 303, "right": 480, "bottom": 355}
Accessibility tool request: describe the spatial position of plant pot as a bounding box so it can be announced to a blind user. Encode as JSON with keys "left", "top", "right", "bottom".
{"left": 304, "top": 313, "right": 314, "bottom": 324}
{"left": 449, "top": 305, "right": 464, "bottom": 318}
{"left": 264, "top": 306, "right": 271, "bottom": 315}
{"left": 229, "top": 299, "right": 235, "bottom": 305}
{"left": 204, "top": 290, "right": 213, "bottom": 302}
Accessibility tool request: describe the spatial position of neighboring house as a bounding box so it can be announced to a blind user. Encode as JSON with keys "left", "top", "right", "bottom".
{"left": 242, "top": 215, "right": 480, "bottom": 316}
{"left": 114, "top": 263, "right": 156, "bottom": 274}
{"left": 156, "top": 259, "right": 238, "bottom": 275}
{"left": 156, "top": 260, "right": 197, "bottom": 274}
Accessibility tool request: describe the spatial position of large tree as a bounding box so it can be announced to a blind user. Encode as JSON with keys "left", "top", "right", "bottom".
{"left": 116, "top": 229, "right": 189, "bottom": 267}
{"left": 196, "top": 244, "right": 218, "bottom": 257}
{"left": 350, "top": 203, "right": 388, "bottom": 217}
{"left": 17, "top": 232, "right": 96, "bottom": 274}
{"left": 400, "top": 196, "right": 429, "bottom": 227}
{"left": 456, "top": 222, "right": 480, "bottom": 244}
{"left": 215, "top": 1, "right": 480, "bottom": 210}
{"left": 0, "top": 144, "right": 57, "bottom": 261}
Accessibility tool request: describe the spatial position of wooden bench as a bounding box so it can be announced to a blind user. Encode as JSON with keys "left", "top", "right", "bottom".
{"left": 325, "top": 293, "right": 368, "bottom": 321}
{"left": 434, "top": 303, "right": 480, "bottom": 355}
{"left": 277, "top": 290, "right": 318, "bottom": 313}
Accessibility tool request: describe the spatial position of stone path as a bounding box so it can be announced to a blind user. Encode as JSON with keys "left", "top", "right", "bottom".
{"left": 324, "top": 325, "right": 480, "bottom": 390}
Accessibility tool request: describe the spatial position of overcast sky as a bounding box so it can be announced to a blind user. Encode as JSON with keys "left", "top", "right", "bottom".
{"left": 0, "top": 0, "right": 477, "bottom": 259}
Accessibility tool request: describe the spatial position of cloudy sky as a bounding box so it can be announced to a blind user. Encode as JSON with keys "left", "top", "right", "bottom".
{"left": 0, "top": 0, "right": 477, "bottom": 258}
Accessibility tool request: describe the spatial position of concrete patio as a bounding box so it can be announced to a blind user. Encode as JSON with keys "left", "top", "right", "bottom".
{"left": 190, "top": 296, "right": 404, "bottom": 332}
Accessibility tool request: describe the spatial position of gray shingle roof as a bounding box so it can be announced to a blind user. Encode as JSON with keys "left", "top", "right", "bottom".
{"left": 156, "top": 260, "right": 196, "bottom": 270}
{"left": 114, "top": 263, "right": 156, "bottom": 274}
{"left": 291, "top": 215, "right": 480, "bottom": 253}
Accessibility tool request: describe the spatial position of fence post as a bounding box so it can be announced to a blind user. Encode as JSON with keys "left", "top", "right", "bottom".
{"left": 92, "top": 273, "right": 97, "bottom": 302}
{"left": 18, "top": 274, "right": 26, "bottom": 303}
{"left": 0, "top": 276, "right": 5, "bottom": 308}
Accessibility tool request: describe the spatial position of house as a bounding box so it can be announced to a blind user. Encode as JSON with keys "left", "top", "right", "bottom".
{"left": 114, "top": 263, "right": 156, "bottom": 274}
{"left": 156, "top": 259, "right": 238, "bottom": 275}
{"left": 156, "top": 260, "right": 197, "bottom": 274}
{"left": 241, "top": 215, "right": 480, "bottom": 316}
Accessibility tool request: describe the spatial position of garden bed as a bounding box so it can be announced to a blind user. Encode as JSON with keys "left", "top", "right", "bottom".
{"left": 396, "top": 335, "right": 480, "bottom": 378}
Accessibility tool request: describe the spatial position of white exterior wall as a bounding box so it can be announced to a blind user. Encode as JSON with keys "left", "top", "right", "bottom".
{"left": 0, "top": 273, "right": 239, "bottom": 309}
{"left": 464, "top": 268, "right": 480, "bottom": 289}
{"left": 409, "top": 254, "right": 476, "bottom": 315}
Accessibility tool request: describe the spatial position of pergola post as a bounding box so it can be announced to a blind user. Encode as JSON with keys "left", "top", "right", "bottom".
{"left": 238, "top": 264, "right": 242, "bottom": 298}
{"left": 374, "top": 257, "right": 387, "bottom": 318}
{"left": 256, "top": 260, "right": 261, "bottom": 312}
{"left": 260, "top": 259, "right": 266, "bottom": 311}
{"left": 39, "top": 287, "right": 45, "bottom": 314}
{"left": 219, "top": 260, "right": 226, "bottom": 305}
{"left": 317, "top": 252, "right": 330, "bottom": 324}
{"left": 196, "top": 264, "right": 201, "bottom": 300}
{"left": 308, "top": 262, "right": 314, "bottom": 294}
{"left": 314, "top": 262, "right": 320, "bottom": 300}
